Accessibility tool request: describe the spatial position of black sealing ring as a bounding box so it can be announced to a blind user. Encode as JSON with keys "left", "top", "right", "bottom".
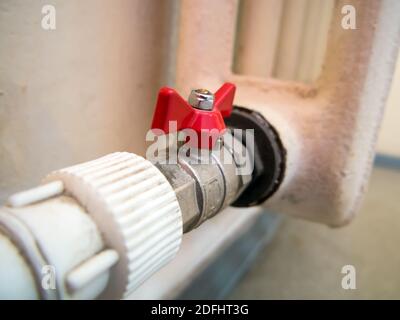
{"left": 224, "top": 106, "right": 286, "bottom": 207}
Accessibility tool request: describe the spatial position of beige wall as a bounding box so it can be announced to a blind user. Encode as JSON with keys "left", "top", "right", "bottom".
{"left": 377, "top": 52, "right": 400, "bottom": 157}
{"left": 0, "top": 0, "right": 177, "bottom": 201}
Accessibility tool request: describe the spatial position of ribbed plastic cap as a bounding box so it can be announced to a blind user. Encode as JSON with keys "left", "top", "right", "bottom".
{"left": 45, "top": 152, "right": 183, "bottom": 298}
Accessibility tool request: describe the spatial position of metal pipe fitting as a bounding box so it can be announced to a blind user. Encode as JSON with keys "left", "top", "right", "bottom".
{"left": 154, "top": 131, "right": 252, "bottom": 232}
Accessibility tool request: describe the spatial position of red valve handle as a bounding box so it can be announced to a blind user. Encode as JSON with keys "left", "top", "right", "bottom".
{"left": 151, "top": 83, "right": 236, "bottom": 149}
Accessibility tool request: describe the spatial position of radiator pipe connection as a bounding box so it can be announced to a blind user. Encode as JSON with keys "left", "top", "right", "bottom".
{"left": 0, "top": 84, "right": 285, "bottom": 299}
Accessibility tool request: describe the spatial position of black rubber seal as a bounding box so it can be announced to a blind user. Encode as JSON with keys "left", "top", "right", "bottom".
{"left": 224, "top": 106, "right": 286, "bottom": 207}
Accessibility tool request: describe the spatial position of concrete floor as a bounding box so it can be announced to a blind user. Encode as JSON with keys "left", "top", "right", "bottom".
{"left": 229, "top": 166, "right": 400, "bottom": 299}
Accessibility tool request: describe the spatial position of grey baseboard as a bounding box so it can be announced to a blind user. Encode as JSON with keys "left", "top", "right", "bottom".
{"left": 374, "top": 153, "right": 400, "bottom": 170}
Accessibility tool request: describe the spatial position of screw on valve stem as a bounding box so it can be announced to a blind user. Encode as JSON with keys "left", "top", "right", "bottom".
{"left": 188, "top": 88, "right": 215, "bottom": 111}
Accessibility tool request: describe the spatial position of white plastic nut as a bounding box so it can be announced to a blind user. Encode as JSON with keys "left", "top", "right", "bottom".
{"left": 44, "top": 152, "right": 183, "bottom": 299}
